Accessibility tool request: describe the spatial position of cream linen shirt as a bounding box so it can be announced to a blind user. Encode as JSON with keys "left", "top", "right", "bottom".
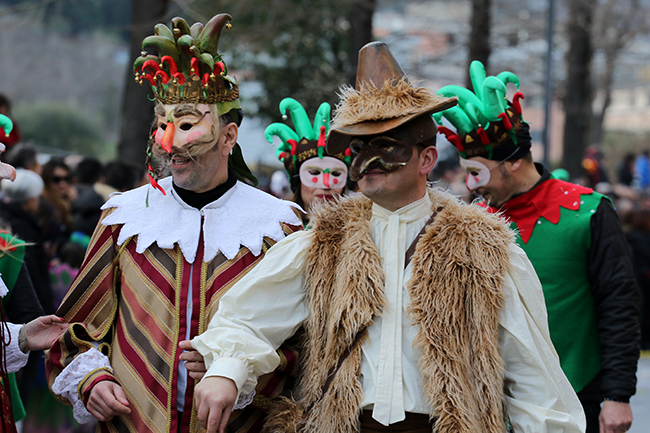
{"left": 193, "top": 193, "right": 586, "bottom": 433}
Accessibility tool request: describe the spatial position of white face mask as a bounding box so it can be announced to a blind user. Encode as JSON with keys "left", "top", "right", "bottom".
{"left": 459, "top": 157, "right": 500, "bottom": 190}
{"left": 299, "top": 156, "right": 348, "bottom": 190}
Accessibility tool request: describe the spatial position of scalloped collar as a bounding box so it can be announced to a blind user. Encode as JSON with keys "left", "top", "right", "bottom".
{"left": 100, "top": 177, "right": 302, "bottom": 263}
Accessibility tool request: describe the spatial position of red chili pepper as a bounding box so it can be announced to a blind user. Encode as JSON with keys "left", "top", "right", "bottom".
{"left": 155, "top": 70, "right": 170, "bottom": 85}
{"left": 477, "top": 127, "right": 490, "bottom": 145}
{"left": 288, "top": 139, "right": 298, "bottom": 155}
{"left": 323, "top": 168, "right": 331, "bottom": 188}
{"left": 172, "top": 72, "right": 185, "bottom": 85}
{"left": 160, "top": 122, "right": 175, "bottom": 153}
{"left": 437, "top": 126, "right": 464, "bottom": 152}
{"left": 513, "top": 92, "right": 525, "bottom": 114}
{"left": 498, "top": 112, "right": 513, "bottom": 130}
{"left": 142, "top": 60, "right": 160, "bottom": 76}
{"left": 161, "top": 56, "right": 178, "bottom": 75}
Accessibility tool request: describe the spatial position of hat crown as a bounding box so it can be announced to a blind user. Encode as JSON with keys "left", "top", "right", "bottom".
{"left": 355, "top": 42, "right": 408, "bottom": 90}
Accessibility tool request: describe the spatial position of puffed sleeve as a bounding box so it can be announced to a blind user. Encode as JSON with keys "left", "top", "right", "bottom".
{"left": 192, "top": 230, "right": 312, "bottom": 396}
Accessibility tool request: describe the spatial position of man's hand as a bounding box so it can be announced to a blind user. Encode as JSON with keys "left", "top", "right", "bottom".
{"left": 22, "top": 315, "right": 69, "bottom": 351}
{"left": 194, "top": 376, "right": 237, "bottom": 433}
{"left": 86, "top": 381, "right": 131, "bottom": 422}
{"left": 179, "top": 340, "right": 207, "bottom": 380}
{"left": 599, "top": 400, "right": 632, "bottom": 433}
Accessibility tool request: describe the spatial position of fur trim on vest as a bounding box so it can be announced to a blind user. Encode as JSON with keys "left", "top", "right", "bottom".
{"left": 264, "top": 189, "right": 514, "bottom": 433}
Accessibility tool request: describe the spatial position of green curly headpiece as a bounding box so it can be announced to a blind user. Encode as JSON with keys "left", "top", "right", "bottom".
{"left": 434, "top": 60, "right": 528, "bottom": 160}
{"left": 264, "top": 98, "right": 351, "bottom": 191}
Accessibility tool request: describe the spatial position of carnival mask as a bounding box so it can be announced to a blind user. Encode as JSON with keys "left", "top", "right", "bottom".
{"left": 299, "top": 156, "right": 348, "bottom": 189}
{"left": 459, "top": 157, "right": 501, "bottom": 190}
{"left": 154, "top": 103, "right": 217, "bottom": 157}
{"left": 348, "top": 135, "right": 414, "bottom": 181}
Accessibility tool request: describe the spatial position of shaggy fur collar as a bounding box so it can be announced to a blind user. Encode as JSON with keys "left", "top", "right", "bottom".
{"left": 265, "top": 188, "right": 514, "bottom": 433}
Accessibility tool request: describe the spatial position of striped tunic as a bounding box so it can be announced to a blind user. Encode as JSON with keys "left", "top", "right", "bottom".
{"left": 46, "top": 200, "right": 300, "bottom": 433}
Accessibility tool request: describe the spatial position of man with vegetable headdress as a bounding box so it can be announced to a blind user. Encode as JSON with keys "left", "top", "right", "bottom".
{"left": 189, "top": 42, "right": 585, "bottom": 433}
{"left": 437, "top": 60, "right": 640, "bottom": 433}
{"left": 45, "top": 13, "right": 302, "bottom": 433}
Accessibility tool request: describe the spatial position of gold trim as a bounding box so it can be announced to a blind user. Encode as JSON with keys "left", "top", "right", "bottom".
{"left": 166, "top": 246, "right": 183, "bottom": 433}
{"left": 77, "top": 367, "right": 114, "bottom": 401}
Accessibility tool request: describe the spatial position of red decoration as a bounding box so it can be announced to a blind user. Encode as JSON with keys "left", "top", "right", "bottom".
{"left": 190, "top": 58, "right": 199, "bottom": 75}
{"left": 148, "top": 173, "right": 167, "bottom": 195}
{"left": 481, "top": 179, "right": 593, "bottom": 243}
{"left": 172, "top": 73, "right": 185, "bottom": 85}
{"left": 160, "top": 123, "right": 175, "bottom": 153}
{"left": 161, "top": 56, "right": 178, "bottom": 75}
{"left": 477, "top": 127, "right": 490, "bottom": 145}
{"left": 155, "top": 70, "right": 170, "bottom": 85}
{"left": 497, "top": 112, "right": 512, "bottom": 130}
{"left": 141, "top": 60, "right": 160, "bottom": 75}
{"left": 287, "top": 139, "right": 298, "bottom": 155}
{"left": 513, "top": 92, "right": 525, "bottom": 114}
{"left": 214, "top": 61, "right": 225, "bottom": 75}
{"left": 318, "top": 126, "right": 326, "bottom": 148}
{"left": 437, "top": 126, "right": 464, "bottom": 152}
{"left": 202, "top": 73, "right": 210, "bottom": 87}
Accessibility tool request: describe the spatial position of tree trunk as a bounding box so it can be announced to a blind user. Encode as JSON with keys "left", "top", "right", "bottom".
{"left": 467, "top": 0, "right": 491, "bottom": 87}
{"left": 117, "top": 0, "right": 170, "bottom": 167}
{"left": 562, "top": 0, "right": 594, "bottom": 178}
{"left": 591, "top": 51, "right": 617, "bottom": 146}
{"left": 348, "top": 0, "right": 376, "bottom": 86}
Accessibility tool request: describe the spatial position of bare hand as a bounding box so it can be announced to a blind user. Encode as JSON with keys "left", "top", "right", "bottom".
{"left": 23, "top": 315, "right": 69, "bottom": 351}
{"left": 179, "top": 340, "right": 207, "bottom": 380}
{"left": 195, "top": 376, "right": 237, "bottom": 433}
{"left": 86, "top": 381, "right": 131, "bottom": 422}
{"left": 599, "top": 400, "right": 632, "bottom": 433}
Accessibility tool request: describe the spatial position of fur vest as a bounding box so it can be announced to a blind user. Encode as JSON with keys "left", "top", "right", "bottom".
{"left": 264, "top": 189, "right": 515, "bottom": 433}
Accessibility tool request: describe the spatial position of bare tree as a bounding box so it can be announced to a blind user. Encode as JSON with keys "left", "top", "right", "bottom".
{"left": 117, "top": 0, "right": 170, "bottom": 166}
{"left": 562, "top": 0, "right": 595, "bottom": 178}
{"left": 467, "top": 0, "right": 491, "bottom": 86}
{"left": 591, "top": 0, "right": 648, "bottom": 145}
{"left": 348, "top": 0, "right": 376, "bottom": 85}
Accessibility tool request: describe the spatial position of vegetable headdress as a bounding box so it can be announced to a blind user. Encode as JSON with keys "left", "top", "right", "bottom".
{"left": 134, "top": 14, "right": 240, "bottom": 116}
{"left": 265, "top": 98, "right": 350, "bottom": 192}
{"left": 435, "top": 60, "right": 530, "bottom": 161}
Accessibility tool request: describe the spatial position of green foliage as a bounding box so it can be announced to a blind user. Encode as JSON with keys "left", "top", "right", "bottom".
{"left": 13, "top": 101, "right": 108, "bottom": 157}
{"left": 192, "top": 0, "right": 352, "bottom": 122}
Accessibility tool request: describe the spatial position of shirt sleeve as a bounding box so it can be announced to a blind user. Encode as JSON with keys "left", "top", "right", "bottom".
{"left": 191, "top": 230, "right": 312, "bottom": 396}
{"left": 4, "top": 323, "right": 29, "bottom": 373}
{"left": 500, "top": 244, "right": 586, "bottom": 433}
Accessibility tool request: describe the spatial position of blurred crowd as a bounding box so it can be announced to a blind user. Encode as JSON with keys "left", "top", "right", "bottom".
{"left": 0, "top": 140, "right": 145, "bottom": 433}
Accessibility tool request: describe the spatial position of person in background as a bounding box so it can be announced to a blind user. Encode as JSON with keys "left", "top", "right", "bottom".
{"left": 0, "top": 94, "right": 21, "bottom": 153}
{"left": 4, "top": 145, "right": 41, "bottom": 175}
{"left": 265, "top": 98, "right": 351, "bottom": 224}
{"left": 40, "top": 158, "right": 76, "bottom": 238}
{"left": 93, "top": 161, "right": 136, "bottom": 202}
{"left": 71, "top": 157, "right": 105, "bottom": 236}
{"left": 438, "top": 60, "right": 640, "bottom": 433}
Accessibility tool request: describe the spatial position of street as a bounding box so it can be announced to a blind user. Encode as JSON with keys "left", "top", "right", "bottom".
{"left": 630, "top": 353, "right": 650, "bottom": 433}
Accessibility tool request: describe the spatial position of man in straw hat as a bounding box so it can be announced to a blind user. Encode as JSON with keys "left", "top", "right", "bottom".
{"left": 437, "top": 60, "right": 639, "bottom": 433}
{"left": 45, "top": 13, "right": 302, "bottom": 433}
{"left": 189, "top": 42, "right": 586, "bottom": 433}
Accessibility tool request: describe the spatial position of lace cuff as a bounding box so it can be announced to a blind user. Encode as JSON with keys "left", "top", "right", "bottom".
{"left": 51, "top": 347, "right": 113, "bottom": 424}
{"left": 4, "top": 323, "right": 28, "bottom": 374}
{"left": 233, "top": 390, "right": 255, "bottom": 411}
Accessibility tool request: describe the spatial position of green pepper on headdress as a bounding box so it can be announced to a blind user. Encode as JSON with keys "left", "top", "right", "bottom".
{"left": 133, "top": 14, "right": 240, "bottom": 116}
{"left": 264, "top": 98, "right": 351, "bottom": 192}
{"left": 434, "top": 60, "right": 527, "bottom": 160}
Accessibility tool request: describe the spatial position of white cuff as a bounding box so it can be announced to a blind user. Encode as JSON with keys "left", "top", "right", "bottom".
{"left": 51, "top": 347, "right": 112, "bottom": 424}
{"left": 203, "top": 356, "right": 255, "bottom": 396}
{"left": 4, "top": 323, "right": 28, "bottom": 374}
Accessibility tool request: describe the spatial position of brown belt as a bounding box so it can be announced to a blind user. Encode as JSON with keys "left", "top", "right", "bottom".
{"left": 359, "top": 410, "right": 433, "bottom": 433}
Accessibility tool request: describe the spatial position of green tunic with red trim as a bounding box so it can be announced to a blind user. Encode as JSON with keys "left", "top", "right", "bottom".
{"left": 483, "top": 176, "right": 602, "bottom": 393}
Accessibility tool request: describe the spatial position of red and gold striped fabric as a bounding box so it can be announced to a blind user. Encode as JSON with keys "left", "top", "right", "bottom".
{"left": 46, "top": 209, "right": 300, "bottom": 433}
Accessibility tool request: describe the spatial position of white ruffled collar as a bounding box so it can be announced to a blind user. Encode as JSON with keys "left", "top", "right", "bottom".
{"left": 101, "top": 177, "right": 302, "bottom": 263}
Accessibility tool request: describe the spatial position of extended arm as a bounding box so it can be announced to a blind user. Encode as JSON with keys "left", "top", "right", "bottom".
{"left": 191, "top": 230, "right": 312, "bottom": 433}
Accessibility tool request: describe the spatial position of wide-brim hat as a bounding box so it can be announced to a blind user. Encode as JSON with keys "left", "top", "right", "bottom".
{"left": 327, "top": 42, "right": 456, "bottom": 154}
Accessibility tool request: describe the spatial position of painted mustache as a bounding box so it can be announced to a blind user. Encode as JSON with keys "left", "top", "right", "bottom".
{"left": 350, "top": 156, "right": 406, "bottom": 181}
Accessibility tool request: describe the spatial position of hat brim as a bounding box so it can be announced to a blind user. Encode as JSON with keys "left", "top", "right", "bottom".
{"left": 327, "top": 98, "right": 457, "bottom": 155}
